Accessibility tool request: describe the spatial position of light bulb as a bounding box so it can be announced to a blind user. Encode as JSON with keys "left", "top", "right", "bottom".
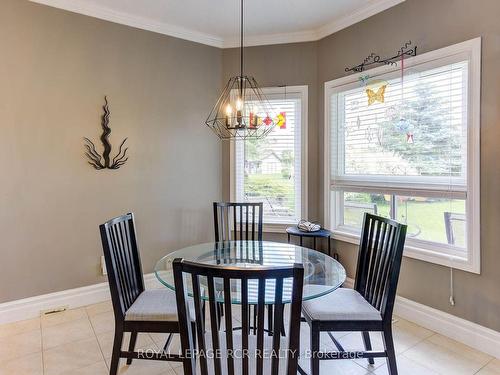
{"left": 225, "top": 104, "right": 233, "bottom": 117}
{"left": 236, "top": 98, "right": 243, "bottom": 111}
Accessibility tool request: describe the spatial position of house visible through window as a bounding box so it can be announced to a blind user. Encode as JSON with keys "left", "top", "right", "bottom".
{"left": 325, "top": 39, "right": 481, "bottom": 273}
{"left": 232, "top": 86, "right": 308, "bottom": 226}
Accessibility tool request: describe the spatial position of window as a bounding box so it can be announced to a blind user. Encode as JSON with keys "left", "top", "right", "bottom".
{"left": 231, "top": 86, "right": 308, "bottom": 227}
{"left": 325, "top": 39, "right": 481, "bottom": 273}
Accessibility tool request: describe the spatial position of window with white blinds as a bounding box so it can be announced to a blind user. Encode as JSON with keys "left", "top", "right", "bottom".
{"left": 232, "top": 86, "right": 307, "bottom": 225}
{"left": 325, "top": 39, "right": 481, "bottom": 273}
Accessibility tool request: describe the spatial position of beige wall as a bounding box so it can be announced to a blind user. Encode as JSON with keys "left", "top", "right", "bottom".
{"left": 0, "top": 0, "right": 222, "bottom": 303}
{"left": 223, "top": 0, "right": 500, "bottom": 331}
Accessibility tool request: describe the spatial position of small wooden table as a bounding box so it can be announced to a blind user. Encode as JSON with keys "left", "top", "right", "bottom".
{"left": 286, "top": 226, "right": 337, "bottom": 259}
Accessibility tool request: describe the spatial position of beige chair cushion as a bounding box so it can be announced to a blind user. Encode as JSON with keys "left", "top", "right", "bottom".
{"left": 302, "top": 288, "right": 382, "bottom": 321}
{"left": 125, "top": 289, "right": 195, "bottom": 322}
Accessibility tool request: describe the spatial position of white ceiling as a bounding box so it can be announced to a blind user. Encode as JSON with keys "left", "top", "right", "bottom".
{"left": 30, "top": 0, "right": 405, "bottom": 48}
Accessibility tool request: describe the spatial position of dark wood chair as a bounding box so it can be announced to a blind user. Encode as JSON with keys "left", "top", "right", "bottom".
{"left": 213, "top": 202, "right": 264, "bottom": 329}
{"left": 213, "top": 202, "right": 263, "bottom": 242}
{"left": 100, "top": 213, "right": 193, "bottom": 375}
{"left": 301, "top": 213, "right": 407, "bottom": 375}
{"left": 173, "top": 258, "right": 304, "bottom": 375}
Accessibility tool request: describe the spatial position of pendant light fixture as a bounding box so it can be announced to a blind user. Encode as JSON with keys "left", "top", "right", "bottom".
{"left": 205, "top": 0, "right": 276, "bottom": 140}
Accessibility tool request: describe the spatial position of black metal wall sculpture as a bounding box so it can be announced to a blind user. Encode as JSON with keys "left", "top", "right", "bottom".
{"left": 84, "top": 96, "right": 128, "bottom": 170}
{"left": 345, "top": 41, "right": 417, "bottom": 73}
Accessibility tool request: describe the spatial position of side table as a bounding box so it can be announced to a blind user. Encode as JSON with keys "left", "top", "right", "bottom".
{"left": 286, "top": 226, "right": 338, "bottom": 260}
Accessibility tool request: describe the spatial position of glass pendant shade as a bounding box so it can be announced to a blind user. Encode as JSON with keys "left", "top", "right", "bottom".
{"left": 205, "top": 75, "right": 276, "bottom": 140}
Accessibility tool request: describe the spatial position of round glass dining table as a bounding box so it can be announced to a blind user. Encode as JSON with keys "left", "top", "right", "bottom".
{"left": 154, "top": 241, "right": 346, "bottom": 305}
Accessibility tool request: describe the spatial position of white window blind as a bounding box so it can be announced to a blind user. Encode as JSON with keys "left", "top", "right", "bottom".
{"left": 325, "top": 39, "right": 481, "bottom": 273}
{"left": 233, "top": 88, "right": 306, "bottom": 225}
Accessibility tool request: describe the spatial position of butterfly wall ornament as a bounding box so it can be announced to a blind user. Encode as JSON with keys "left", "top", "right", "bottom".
{"left": 360, "top": 77, "right": 388, "bottom": 105}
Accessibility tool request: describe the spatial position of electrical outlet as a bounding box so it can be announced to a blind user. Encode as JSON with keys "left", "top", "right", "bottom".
{"left": 101, "top": 255, "right": 107, "bottom": 276}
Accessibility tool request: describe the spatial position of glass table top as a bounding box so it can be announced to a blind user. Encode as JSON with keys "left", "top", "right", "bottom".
{"left": 154, "top": 241, "right": 346, "bottom": 304}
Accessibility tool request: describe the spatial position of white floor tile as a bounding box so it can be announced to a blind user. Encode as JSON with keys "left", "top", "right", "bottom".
{"left": 41, "top": 308, "right": 88, "bottom": 328}
{"left": 89, "top": 310, "right": 115, "bottom": 334}
{"left": 43, "top": 336, "right": 104, "bottom": 375}
{"left": 0, "top": 329, "right": 42, "bottom": 362}
{"left": 374, "top": 354, "right": 440, "bottom": 375}
{"left": 53, "top": 360, "right": 108, "bottom": 375}
{"left": 298, "top": 356, "right": 371, "bottom": 375}
{"left": 404, "top": 334, "right": 492, "bottom": 375}
{"left": 477, "top": 359, "right": 500, "bottom": 375}
{"left": 0, "top": 318, "right": 40, "bottom": 339}
{"left": 42, "top": 317, "right": 95, "bottom": 349}
{"left": 85, "top": 301, "right": 113, "bottom": 317}
{"left": 0, "top": 351, "right": 43, "bottom": 375}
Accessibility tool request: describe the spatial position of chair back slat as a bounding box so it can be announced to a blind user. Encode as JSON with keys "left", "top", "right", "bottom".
{"left": 213, "top": 202, "right": 263, "bottom": 242}
{"left": 271, "top": 278, "right": 284, "bottom": 375}
{"left": 99, "top": 213, "right": 145, "bottom": 320}
{"left": 214, "top": 241, "right": 264, "bottom": 266}
{"left": 241, "top": 278, "right": 250, "bottom": 375}
{"left": 256, "top": 279, "right": 266, "bottom": 375}
{"left": 191, "top": 273, "right": 208, "bottom": 374}
{"left": 207, "top": 275, "right": 223, "bottom": 375}
{"left": 173, "top": 260, "right": 304, "bottom": 375}
{"left": 354, "top": 213, "right": 407, "bottom": 321}
{"left": 223, "top": 278, "right": 235, "bottom": 375}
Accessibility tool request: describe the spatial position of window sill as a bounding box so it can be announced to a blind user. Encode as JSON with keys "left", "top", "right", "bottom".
{"left": 262, "top": 223, "right": 296, "bottom": 233}
{"left": 331, "top": 228, "right": 480, "bottom": 274}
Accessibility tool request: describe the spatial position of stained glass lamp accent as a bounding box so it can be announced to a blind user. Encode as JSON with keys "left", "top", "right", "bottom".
{"left": 205, "top": 0, "right": 276, "bottom": 140}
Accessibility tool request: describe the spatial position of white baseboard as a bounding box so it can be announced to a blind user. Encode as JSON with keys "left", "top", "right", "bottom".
{"left": 2, "top": 275, "right": 499, "bottom": 359}
{"left": 343, "top": 277, "right": 500, "bottom": 359}
{"left": 394, "top": 295, "right": 500, "bottom": 359}
{"left": 0, "top": 273, "right": 161, "bottom": 325}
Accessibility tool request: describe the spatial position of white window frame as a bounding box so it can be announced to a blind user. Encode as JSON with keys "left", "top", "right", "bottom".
{"left": 230, "top": 85, "right": 308, "bottom": 232}
{"left": 324, "top": 38, "right": 481, "bottom": 273}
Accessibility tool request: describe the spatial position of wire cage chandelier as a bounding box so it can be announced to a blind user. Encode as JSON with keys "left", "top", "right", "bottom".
{"left": 205, "top": 0, "right": 276, "bottom": 140}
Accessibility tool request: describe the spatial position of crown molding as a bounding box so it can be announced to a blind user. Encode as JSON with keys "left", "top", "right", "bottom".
{"left": 316, "top": 0, "right": 406, "bottom": 40}
{"left": 29, "top": 0, "right": 225, "bottom": 48}
{"left": 30, "top": 0, "right": 405, "bottom": 49}
{"left": 222, "top": 29, "right": 318, "bottom": 49}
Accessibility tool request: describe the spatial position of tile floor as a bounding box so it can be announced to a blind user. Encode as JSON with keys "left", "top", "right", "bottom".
{"left": 0, "top": 300, "right": 498, "bottom": 375}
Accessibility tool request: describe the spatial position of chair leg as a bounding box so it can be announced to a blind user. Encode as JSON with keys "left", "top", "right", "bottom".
{"left": 191, "top": 322, "right": 197, "bottom": 349}
{"left": 216, "top": 302, "right": 222, "bottom": 330}
{"left": 126, "top": 331, "right": 138, "bottom": 365}
{"left": 267, "top": 305, "right": 273, "bottom": 336}
{"left": 362, "top": 331, "right": 375, "bottom": 365}
{"left": 110, "top": 328, "right": 124, "bottom": 375}
{"left": 253, "top": 305, "right": 257, "bottom": 335}
{"left": 310, "top": 324, "right": 320, "bottom": 375}
{"left": 382, "top": 327, "right": 398, "bottom": 375}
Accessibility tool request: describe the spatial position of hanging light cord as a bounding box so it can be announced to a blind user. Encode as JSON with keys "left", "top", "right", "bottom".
{"left": 240, "top": 0, "right": 244, "bottom": 80}
{"left": 449, "top": 267, "right": 456, "bottom": 306}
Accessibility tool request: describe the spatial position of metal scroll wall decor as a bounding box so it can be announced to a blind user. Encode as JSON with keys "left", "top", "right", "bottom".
{"left": 84, "top": 96, "right": 129, "bottom": 170}
{"left": 345, "top": 41, "right": 417, "bottom": 73}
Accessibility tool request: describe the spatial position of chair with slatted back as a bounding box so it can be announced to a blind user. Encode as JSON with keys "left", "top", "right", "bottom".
{"left": 173, "top": 259, "right": 304, "bottom": 375}
{"left": 213, "top": 202, "right": 263, "bottom": 242}
{"left": 213, "top": 202, "right": 264, "bottom": 328}
{"left": 301, "top": 213, "right": 407, "bottom": 375}
{"left": 100, "top": 213, "right": 194, "bottom": 375}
